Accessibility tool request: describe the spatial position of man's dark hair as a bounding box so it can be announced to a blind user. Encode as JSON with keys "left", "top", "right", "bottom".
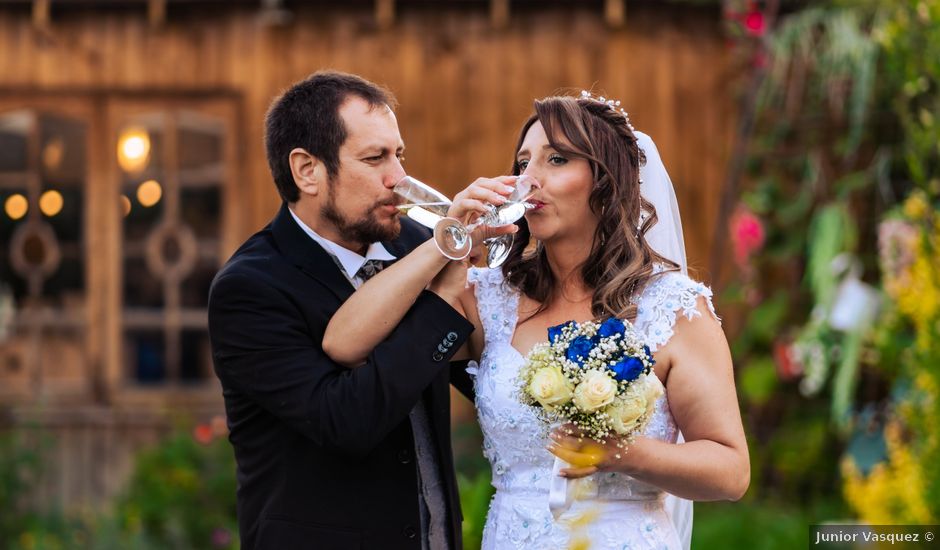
{"left": 264, "top": 70, "right": 397, "bottom": 203}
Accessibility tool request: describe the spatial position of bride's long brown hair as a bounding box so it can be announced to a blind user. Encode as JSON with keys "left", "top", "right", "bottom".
{"left": 502, "top": 95, "right": 679, "bottom": 321}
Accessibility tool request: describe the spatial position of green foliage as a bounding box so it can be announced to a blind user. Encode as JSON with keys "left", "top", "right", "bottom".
{"left": 0, "top": 424, "right": 238, "bottom": 550}
{"left": 739, "top": 358, "right": 778, "bottom": 406}
{"left": 731, "top": 0, "right": 940, "bottom": 527}
{"left": 0, "top": 431, "right": 43, "bottom": 543}
{"left": 728, "top": 0, "right": 892, "bottom": 516}
{"left": 458, "top": 472, "right": 494, "bottom": 550}
{"left": 116, "top": 430, "right": 238, "bottom": 550}
{"left": 692, "top": 498, "right": 848, "bottom": 550}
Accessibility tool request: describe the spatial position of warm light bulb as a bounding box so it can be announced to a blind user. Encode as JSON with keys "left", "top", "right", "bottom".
{"left": 4, "top": 194, "right": 28, "bottom": 220}
{"left": 137, "top": 179, "right": 162, "bottom": 207}
{"left": 39, "top": 190, "right": 64, "bottom": 217}
{"left": 121, "top": 195, "right": 132, "bottom": 217}
{"left": 117, "top": 126, "right": 151, "bottom": 173}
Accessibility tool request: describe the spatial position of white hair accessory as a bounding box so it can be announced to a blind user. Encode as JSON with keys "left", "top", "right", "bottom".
{"left": 579, "top": 90, "right": 636, "bottom": 132}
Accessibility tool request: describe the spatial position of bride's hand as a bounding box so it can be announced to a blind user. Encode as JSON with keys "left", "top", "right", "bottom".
{"left": 451, "top": 176, "right": 520, "bottom": 263}
{"left": 547, "top": 426, "right": 650, "bottom": 479}
{"left": 449, "top": 176, "right": 516, "bottom": 224}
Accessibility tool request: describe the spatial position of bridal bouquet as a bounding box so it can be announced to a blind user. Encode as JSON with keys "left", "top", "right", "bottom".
{"left": 517, "top": 317, "right": 664, "bottom": 446}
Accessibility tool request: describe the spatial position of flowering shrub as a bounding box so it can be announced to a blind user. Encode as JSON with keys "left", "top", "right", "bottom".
{"left": 117, "top": 418, "right": 238, "bottom": 549}
{"left": 843, "top": 190, "right": 940, "bottom": 523}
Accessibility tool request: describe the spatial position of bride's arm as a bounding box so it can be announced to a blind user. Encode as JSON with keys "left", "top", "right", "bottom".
{"left": 322, "top": 240, "right": 464, "bottom": 367}
{"left": 550, "top": 297, "right": 750, "bottom": 501}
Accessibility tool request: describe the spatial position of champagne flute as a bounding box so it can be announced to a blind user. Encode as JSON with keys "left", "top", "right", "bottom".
{"left": 393, "top": 175, "right": 539, "bottom": 263}
{"left": 393, "top": 177, "right": 471, "bottom": 260}
{"left": 477, "top": 175, "right": 539, "bottom": 267}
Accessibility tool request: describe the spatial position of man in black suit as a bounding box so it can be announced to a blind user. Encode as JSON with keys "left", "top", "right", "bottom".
{"left": 208, "top": 71, "right": 472, "bottom": 550}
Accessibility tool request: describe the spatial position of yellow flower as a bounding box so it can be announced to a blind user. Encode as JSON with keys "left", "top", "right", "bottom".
{"left": 528, "top": 366, "right": 573, "bottom": 411}
{"left": 642, "top": 373, "right": 665, "bottom": 417}
{"left": 573, "top": 370, "right": 618, "bottom": 412}
{"left": 607, "top": 395, "right": 646, "bottom": 435}
{"left": 843, "top": 422, "right": 936, "bottom": 524}
{"left": 903, "top": 190, "right": 930, "bottom": 220}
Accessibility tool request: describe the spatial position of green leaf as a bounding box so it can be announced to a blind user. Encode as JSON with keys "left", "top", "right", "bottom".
{"left": 740, "top": 357, "right": 779, "bottom": 406}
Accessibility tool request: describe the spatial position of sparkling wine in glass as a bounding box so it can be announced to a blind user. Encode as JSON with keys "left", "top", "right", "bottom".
{"left": 393, "top": 177, "right": 472, "bottom": 260}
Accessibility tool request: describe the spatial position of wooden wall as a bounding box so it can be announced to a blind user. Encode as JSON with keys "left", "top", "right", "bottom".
{"left": 0, "top": 1, "right": 737, "bottom": 507}
{"left": 0, "top": 2, "right": 735, "bottom": 273}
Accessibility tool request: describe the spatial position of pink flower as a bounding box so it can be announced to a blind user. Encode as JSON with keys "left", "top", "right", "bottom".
{"left": 744, "top": 10, "right": 766, "bottom": 36}
{"left": 211, "top": 528, "right": 232, "bottom": 548}
{"left": 730, "top": 206, "right": 766, "bottom": 267}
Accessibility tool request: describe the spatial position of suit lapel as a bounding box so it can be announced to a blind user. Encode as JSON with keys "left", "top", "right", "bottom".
{"left": 271, "top": 203, "right": 355, "bottom": 302}
{"left": 270, "top": 204, "right": 430, "bottom": 302}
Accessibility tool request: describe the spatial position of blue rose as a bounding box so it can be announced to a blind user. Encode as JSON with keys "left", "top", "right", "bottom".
{"left": 643, "top": 345, "right": 655, "bottom": 365}
{"left": 565, "top": 336, "right": 594, "bottom": 366}
{"left": 547, "top": 320, "right": 576, "bottom": 344}
{"left": 597, "top": 317, "right": 626, "bottom": 338}
{"left": 610, "top": 356, "right": 645, "bottom": 382}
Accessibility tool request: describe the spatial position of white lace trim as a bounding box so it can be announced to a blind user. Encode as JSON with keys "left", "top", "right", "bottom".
{"left": 634, "top": 270, "right": 720, "bottom": 353}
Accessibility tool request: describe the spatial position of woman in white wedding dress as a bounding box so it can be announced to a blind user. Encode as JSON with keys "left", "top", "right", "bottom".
{"left": 323, "top": 93, "right": 749, "bottom": 549}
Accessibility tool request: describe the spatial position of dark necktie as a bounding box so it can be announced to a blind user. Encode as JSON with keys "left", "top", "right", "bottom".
{"left": 355, "top": 259, "right": 386, "bottom": 281}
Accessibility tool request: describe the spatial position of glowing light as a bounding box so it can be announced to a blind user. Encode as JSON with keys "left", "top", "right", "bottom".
{"left": 137, "top": 179, "right": 162, "bottom": 207}
{"left": 121, "top": 195, "right": 132, "bottom": 217}
{"left": 4, "top": 194, "right": 28, "bottom": 220}
{"left": 39, "top": 190, "right": 63, "bottom": 217}
{"left": 117, "top": 126, "right": 151, "bottom": 173}
{"left": 42, "top": 137, "right": 65, "bottom": 171}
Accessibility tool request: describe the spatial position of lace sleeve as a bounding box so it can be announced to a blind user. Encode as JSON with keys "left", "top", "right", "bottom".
{"left": 635, "top": 272, "right": 720, "bottom": 353}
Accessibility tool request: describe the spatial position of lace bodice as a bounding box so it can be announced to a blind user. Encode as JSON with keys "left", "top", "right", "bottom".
{"left": 466, "top": 267, "right": 717, "bottom": 549}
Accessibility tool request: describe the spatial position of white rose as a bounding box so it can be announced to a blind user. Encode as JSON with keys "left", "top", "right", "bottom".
{"left": 607, "top": 395, "right": 647, "bottom": 435}
{"left": 528, "top": 366, "right": 573, "bottom": 410}
{"left": 643, "top": 373, "right": 665, "bottom": 416}
{"left": 573, "top": 370, "right": 618, "bottom": 412}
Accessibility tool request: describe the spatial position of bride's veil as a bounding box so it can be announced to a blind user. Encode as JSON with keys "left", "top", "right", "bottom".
{"left": 636, "top": 132, "right": 693, "bottom": 550}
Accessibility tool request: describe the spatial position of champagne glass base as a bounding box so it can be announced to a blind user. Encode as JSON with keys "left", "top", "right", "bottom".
{"left": 433, "top": 217, "right": 472, "bottom": 260}
{"left": 484, "top": 234, "right": 513, "bottom": 268}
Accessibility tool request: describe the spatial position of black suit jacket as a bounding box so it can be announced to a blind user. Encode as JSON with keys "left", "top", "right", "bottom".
{"left": 208, "top": 203, "right": 474, "bottom": 550}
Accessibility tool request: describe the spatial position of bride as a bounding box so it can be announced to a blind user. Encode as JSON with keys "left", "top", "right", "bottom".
{"left": 323, "top": 92, "right": 749, "bottom": 549}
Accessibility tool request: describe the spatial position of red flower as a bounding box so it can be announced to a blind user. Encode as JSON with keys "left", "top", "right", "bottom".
{"left": 773, "top": 340, "right": 802, "bottom": 381}
{"left": 193, "top": 423, "right": 214, "bottom": 445}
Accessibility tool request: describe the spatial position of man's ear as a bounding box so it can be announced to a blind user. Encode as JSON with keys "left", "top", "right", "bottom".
{"left": 289, "top": 148, "right": 328, "bottom": 197}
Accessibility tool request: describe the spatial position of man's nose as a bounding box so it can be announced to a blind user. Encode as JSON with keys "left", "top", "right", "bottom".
{"left": 385, "top": 158, "right": 406, "bottom": 188}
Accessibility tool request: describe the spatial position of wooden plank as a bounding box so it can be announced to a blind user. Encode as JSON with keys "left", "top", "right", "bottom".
{"left": 375, "top": 0, "right": 395, "bottom": 29}
{"left": 605, "top": 0, "right": 626, "bottom": 28}
{"left": 148, "top": 0, "right": 166, "bottom": 28}
{"left": 490, "top": 0, "right": 509, "bottom": 29}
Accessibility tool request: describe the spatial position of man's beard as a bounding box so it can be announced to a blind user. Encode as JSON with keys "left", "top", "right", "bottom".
{"left": 321, "top": 186, "right": 400, "bottom": 246}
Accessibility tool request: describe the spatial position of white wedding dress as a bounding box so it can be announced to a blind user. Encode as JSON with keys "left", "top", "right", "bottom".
{"left": 466, "top": 266, "right": 718, "bottom": 550}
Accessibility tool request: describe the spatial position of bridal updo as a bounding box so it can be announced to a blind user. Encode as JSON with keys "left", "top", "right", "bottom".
{"left": 502, "top": 93, "right": 679, "bottom": 321}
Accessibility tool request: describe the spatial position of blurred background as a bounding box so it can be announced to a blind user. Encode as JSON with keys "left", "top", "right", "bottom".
{"left": 0, "top": 0, "right": 937, "bottom": 548}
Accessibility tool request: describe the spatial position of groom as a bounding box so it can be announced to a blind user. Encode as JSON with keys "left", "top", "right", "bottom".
{"left": 208, "top": 71, "right": 473, "bottom": 550}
